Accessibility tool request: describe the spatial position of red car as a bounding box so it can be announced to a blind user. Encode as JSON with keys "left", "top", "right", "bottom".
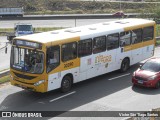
{"left": 132, "top": 58, "right": 160, "bottom": 88}
{"left": 113, "top": 11, "right": 125, "bottom": 17}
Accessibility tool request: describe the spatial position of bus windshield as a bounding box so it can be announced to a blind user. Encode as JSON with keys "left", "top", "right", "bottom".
{"left": 11, "top": 46, "right": 44, "bottom": 74}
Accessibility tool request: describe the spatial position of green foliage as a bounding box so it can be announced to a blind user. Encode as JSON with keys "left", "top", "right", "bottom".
{"left": 1, "top": 0, "right": 160, "bottom": 14}
{"left": 153, "top": 7, "right": 160, "bottom": 19}
{"left": 156, "top": 40, "right": 160, "bottom": 46}
{"left": 0, "top": 75, "right": 10, "bottom": 84}
{"left": 156, "top": 25, "right": 160, "bottom": 36}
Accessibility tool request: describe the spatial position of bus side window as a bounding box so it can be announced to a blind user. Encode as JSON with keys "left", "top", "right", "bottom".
{"left": 47, "top": 45, "right": 60, "bottom": 73}
{"left": 143, "top": 26, "right": 154, "bottom": 41}
{"left": 131, "top": 29, "right": 142, "bottom": 44}
{"left": 62, "top": 42, "right": 77, "bottom": 62}
{"left": 78, "top": 39, "right": 92, "bottom": 57}
{"left": 120, "top": 31, "right": 131, "bottom": 47}
{"left": 106, "top": 33, "right": 119, "bottom": 50}
{"left": 93, "top": 36, "right": 106, "bottom": 54}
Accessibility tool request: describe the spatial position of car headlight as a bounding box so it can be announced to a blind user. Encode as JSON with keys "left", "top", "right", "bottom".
{"left": 34, "top": 80, "right": 45, "bottom": 86}
{"left": 147, "top": 75, "right": 157, "bottom": 81}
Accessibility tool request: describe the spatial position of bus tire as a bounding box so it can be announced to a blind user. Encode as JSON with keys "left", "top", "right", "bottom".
{"left": 60, "top": 76, "right": 72, "bottom": 92}
{"left": 120, "top": 58, "right": 130, "bottom": 72}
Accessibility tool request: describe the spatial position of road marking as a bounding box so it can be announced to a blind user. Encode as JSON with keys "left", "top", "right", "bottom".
{"left": 38, "top": 102, "right": 45, "bottom": 104}
{"left": 49, "top": 91, "right": 76, "bottom": 102}
{"left": 108, "top": 73, "right": 131, "bottom": 81}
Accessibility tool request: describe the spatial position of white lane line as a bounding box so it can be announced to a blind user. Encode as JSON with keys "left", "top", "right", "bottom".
{"left": 49, "top": 91, "right": 76, "bottom": 102}
{"left": 108, "top": 73, "right": 131, "bottom": 81}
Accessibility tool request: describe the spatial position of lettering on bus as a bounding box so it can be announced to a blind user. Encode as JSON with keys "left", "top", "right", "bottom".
{"left": 64, "top": 62, "right": 74, "bottom": 68}
{"left": 95, "top": 55, "right": 112, "bottom": 63}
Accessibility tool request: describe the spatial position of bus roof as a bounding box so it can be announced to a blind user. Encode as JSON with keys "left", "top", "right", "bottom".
{"left": 15, "top": 18, "right": 155, "bottom": 44}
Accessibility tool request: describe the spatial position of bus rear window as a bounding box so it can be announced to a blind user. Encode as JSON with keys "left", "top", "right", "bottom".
{"left": 143, "top": 26, "right": 154, "bottom": 41}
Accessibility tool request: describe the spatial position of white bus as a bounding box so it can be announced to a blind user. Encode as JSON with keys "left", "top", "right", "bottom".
{"left": 10, "top": 18, "right": 156, "bottom": 93}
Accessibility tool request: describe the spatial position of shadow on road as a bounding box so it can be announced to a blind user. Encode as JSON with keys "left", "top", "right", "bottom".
{"left": 132, "top": 85, "right": 160, "bottom": 95}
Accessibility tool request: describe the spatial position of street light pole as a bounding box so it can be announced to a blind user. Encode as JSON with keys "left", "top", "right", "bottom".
{"left": 120, "top": 0, "right": 121, "bottom": 11}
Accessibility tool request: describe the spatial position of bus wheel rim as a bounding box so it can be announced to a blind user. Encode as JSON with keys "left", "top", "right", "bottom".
{"left": 63, "top": 79, "right": 70, "bottom": 89}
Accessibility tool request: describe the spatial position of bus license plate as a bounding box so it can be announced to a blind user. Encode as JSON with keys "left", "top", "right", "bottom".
{"left": 138, "top": 80, "right": 143, "bottom": 84}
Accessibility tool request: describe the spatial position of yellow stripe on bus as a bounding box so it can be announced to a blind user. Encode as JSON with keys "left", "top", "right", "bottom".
{"left": 48, "top": 57, "right": 80, "bottom": 75}
{"left": 124, "top": 40, "right": 154, "bottom": 52}
{"left": 124, "top": 22, "right": 155, "bottom": 31}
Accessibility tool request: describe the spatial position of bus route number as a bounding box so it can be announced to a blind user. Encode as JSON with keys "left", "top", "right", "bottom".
{"left": 64, "top": 62, "right": 74, "bottom": 68}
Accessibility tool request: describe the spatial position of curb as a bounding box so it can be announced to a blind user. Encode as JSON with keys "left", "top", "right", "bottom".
{"left": 0, "top": 69, "right": 10, "bottom": 78}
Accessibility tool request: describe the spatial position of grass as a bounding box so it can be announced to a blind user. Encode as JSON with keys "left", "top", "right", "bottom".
{"left": 0, "top": 75, "right": 10, "bottom": 84}
{"left": 156, "top": 24, "right": 160, "bottom": 36}
{"left": 156, "top": 39, "right": 160, "bottom": 46}
{"left": 35, "top": 27, "right": 64, "bottom": 32}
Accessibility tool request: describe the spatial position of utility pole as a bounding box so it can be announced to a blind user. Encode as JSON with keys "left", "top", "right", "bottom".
{"left": 120, "top": 0, "right": 122, "bottom": 11}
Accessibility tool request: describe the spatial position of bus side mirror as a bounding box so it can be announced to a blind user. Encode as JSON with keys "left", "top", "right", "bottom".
{"left": 14, "top": 27, "right": 17, "bottom": 30}
{"left": 139, "top": 64, "right": 142, "bottom": 69}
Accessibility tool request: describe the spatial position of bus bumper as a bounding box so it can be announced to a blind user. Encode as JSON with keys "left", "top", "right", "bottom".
{"left": 10, "top": 79, "right": 46, "bottom": 93}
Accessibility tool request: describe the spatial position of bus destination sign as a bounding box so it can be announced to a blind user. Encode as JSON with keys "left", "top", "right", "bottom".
{"left": 14, "top": 40, "right": 42, "bottom": 49}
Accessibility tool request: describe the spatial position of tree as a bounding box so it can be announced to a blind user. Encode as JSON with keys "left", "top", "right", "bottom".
{"left": 152, "top": 7, "right": 160, "bottom": 22}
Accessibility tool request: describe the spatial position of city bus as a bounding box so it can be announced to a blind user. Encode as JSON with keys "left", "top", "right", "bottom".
{"left": 10, "top": 18, "right": 156, "bottom": 93}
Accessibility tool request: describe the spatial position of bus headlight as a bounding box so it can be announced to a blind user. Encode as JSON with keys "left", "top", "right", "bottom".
{"left": 34, "top": 80, "right": 45, "bottom": 86}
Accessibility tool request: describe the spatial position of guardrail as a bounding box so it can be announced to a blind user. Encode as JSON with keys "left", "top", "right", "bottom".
{"left": 0, "top": 69, "right": 9, "bottom": 78}
{"left": 0, "top": 14, "right": 137, "bottom": 21}
{"left": 156, "top": 36, "right": 160, "bottom": 40}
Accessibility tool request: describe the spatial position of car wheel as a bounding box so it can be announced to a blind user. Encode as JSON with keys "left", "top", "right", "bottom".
{"left": 120, "top": 58, "right": 130, "bottom": 72}
{"left": 61, "top": 76, "right": 72, "bottom": 92}
{"left": 155, "top": 81, "right": 160, "bottom": 89}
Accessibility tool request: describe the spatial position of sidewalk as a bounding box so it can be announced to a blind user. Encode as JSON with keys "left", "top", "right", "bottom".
{"left": 0, "top": 36, "right": 10, "bottom": 72}
{"left": 0, "top": 36, "right": 8, "bottom": 50}
{"left": 0, "top": 42, "right": 7, "bottom": 50}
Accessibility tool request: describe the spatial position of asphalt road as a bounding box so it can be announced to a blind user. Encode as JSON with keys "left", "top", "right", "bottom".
{"left": 0, "top": 47, "right": 160, "bottom": 120}
{"left": 0, "top": 19, "right": 115, "bottom": 28}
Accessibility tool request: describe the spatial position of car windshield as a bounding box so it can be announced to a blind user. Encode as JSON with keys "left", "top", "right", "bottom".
{"left": 141, "top": 60, "right": 160, "bottom": 72}
{"left": 17, "top": 25, "right": 32, "bottom": 31}
{"left": 11, "top": 46, "right": 44, "bottom": 74}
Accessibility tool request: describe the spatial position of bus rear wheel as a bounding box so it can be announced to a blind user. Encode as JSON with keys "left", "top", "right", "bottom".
{"left": 61, "top": 76, "right": 72, "bottom": 92}
{"left": 120, "top": 58, "right": 130, "bottom": 72}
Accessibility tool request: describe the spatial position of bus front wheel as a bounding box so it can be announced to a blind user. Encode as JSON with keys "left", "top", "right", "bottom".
{"left": 120, "top": 58, "right": 130, "bottom": 72}
{"left": 61, "top": 76, "right": 72, "bottom": 92}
